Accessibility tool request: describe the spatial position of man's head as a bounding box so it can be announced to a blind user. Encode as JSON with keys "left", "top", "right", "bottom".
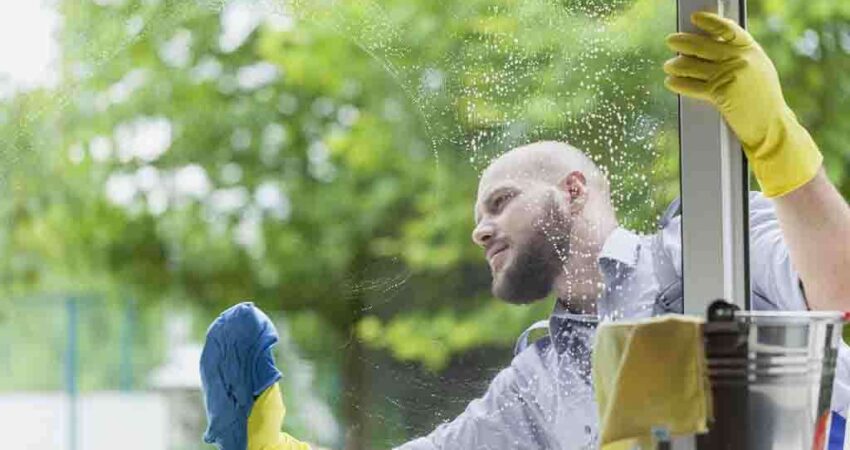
{"left": 472, "top": 141, "right": 613, "bottom": 304}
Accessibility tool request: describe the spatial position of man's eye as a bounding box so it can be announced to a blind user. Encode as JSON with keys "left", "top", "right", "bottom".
{"left": 493, "top": 193, "right": 512, "bottom": 212}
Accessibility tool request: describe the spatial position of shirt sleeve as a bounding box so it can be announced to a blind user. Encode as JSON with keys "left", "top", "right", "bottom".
{"left": 394, "top": 346, "right": 549, "bottom": 450}
{"left": 659, "top": 192, "right": 807, "bottom": 311}
{"left": 746, "top": 192, "right": 808, "bottom": 311}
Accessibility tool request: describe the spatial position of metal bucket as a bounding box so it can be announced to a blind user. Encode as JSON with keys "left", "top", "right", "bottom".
{"left": 697, "top": 306, "right": 845, "bottom": 450}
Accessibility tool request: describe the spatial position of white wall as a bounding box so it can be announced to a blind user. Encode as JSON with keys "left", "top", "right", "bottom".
{"left": 0, "top": 392, "right": 169, "bottom": 450}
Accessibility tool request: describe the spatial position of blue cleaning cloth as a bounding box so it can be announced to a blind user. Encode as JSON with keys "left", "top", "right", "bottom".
{"left": 200, "top": 302, "right": 282, "bottom": 450}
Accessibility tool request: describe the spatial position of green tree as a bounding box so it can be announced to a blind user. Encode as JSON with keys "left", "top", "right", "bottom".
{"left": 0, "top": 0, "right": 680, "bottom": 447}
{"left": 4, "top": 0, "right": 848, "bottom": 448}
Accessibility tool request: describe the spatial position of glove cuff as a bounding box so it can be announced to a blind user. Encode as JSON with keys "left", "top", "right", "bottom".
{"left": 248, "top": 383, "right": 312, "bottom": 450}
{"left": 248, "top": 383, "right": 286, "bottom": 450}
{"left": 748, "top": 108, "right": 823, "bottom": 198}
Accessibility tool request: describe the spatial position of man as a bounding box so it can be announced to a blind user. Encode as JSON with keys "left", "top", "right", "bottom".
{"left": 201, "top": 12, "right": 850, "bottom": 450}
{"left": 400, "top": 12, "right": 850, "bottom": 448}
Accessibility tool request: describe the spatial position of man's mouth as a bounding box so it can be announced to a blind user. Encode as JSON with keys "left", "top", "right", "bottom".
{"left": 487, "top": 243, "right": 509, "bottom": 271}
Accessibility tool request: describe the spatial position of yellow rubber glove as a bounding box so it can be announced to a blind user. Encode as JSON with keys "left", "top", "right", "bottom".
{"left": 663, "top": 11, "right": 822, "bottom": 197}
{"left": 247, "top": 382, "right": 312, "bottom": 450}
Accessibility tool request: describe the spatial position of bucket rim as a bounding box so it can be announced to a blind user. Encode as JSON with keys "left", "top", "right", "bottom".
{"left": 732, "top": 310, "right": 845, "bottom": 322}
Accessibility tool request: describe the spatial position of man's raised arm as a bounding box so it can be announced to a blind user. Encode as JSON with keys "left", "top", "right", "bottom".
{"left": 773, "top": 171, "right": 850, "bottom": 311}
{"left": 664, "top": 12, "right": 850, "bottom": 311}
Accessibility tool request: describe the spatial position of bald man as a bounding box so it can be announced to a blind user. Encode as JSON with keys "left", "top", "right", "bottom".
{"left": 399, "top": 14, "right": 850, "bottom": 450}
{"left": 472, "top": 143, "right": 616, "bottom": 312}
{"left": 399, "top": 147, "right": 850, "bottom": 448}
{"left": 205, "top": 13, "right": 850, "bottom": 450}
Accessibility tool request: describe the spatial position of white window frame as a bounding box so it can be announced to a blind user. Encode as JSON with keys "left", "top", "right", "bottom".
{"left": 678, "top": 0, "right": 751, "bottom": 315}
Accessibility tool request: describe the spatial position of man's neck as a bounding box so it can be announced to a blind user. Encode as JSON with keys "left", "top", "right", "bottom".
{"left": 554, "top": 210, "right": 619, "bottom": 314}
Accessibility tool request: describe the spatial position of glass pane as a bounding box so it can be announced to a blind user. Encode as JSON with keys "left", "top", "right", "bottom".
{"left": 0, "top": 0, "right": 680, "bottom": 449}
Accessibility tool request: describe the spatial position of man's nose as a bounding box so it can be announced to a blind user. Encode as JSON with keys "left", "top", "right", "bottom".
{"left": 472, "top": 221, "right": 495, "bottom": 247}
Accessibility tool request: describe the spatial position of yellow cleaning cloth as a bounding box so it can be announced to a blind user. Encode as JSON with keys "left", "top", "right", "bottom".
{"left": 248, "top": 382, "right": 312, "bottom": 450}
{"left": 593, "top": 315, "right": 711, "bottom": 450}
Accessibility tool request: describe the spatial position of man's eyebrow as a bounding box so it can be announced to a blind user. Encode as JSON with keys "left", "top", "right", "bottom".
{"left": 474, "top": 182, "right": 521, "bottom": 224}
{"left": 483, "top": 186, "right": 517, "bottom": 204}
{"left": 475, "top": 186, "right": 518, "bottom": 223}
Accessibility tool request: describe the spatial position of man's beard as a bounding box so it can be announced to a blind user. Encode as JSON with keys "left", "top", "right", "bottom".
{"left": 493, "top": 203, "right": 570, "bottom": 304}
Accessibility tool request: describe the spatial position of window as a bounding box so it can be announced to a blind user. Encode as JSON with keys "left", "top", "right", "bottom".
{"left": 0, "top": 0, "right": 751, "bottom": 448}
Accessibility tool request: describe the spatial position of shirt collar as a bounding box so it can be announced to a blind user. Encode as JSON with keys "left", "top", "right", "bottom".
{"left": 549, "top": 301, "right": 598, "bottom": 359}
{"left": 544, "top": 227, "right": 642, "bottom": 357}
{"left": 597, "top": 227, "right": 642, "bottom": 270}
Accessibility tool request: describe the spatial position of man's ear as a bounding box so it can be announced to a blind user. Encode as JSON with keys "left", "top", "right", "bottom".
{"left": 559, "top": 171, "right": 587, "bottom": 214}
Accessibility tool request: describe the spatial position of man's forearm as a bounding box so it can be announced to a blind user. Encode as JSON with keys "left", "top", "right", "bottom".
{"left": 773, "top": 169, "right": 850, "bottom": 311}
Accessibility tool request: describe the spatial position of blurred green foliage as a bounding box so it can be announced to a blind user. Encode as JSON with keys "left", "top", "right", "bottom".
{"left": 0, "top": 0, "right": 848, "bottom": 447}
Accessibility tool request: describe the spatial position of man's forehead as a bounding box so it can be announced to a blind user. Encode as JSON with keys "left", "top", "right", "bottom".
{"left": 478, "top": 153, "right": 547, "bottom": 195}
{"left": 481, "top": 151, "right": 536, "bottom": 183}
{"left": 477, "top": 179, "right": 519, "bottom": 202}
{"left": 477, "top": 167, "right": 523, "bottom": 200}
{"left": 481, "top": 146, "right": 571, "bottom": 184}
